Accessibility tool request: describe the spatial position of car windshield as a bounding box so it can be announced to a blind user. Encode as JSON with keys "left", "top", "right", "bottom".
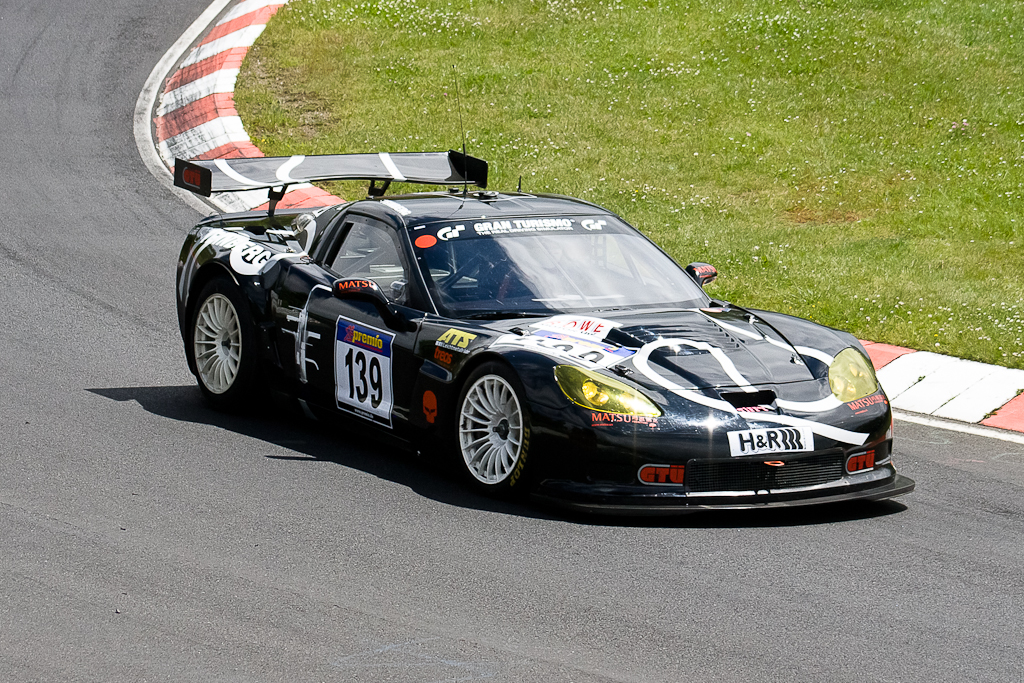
{"left": 411, "top": 215, "right": 708, "bottom": 318}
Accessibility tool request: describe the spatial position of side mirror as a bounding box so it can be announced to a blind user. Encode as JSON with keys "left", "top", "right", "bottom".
{"left": 389, "top": 279, "right": 408, "bottom": 303}
{"left": 333, "top": 278, "right": 410, "bottom": 331}
{"left": 685, "top": 262, "right": 718, "bottom": 289}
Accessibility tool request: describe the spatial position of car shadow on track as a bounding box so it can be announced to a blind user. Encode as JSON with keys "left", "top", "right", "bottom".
{"left": 555, "top": 499, "right": 909, "bottom": 529}
{"left": 88, "top": 384, "right": 909, "bottom": 528}
{"left": 87, "top": 384, "right": 563, "bottom": 521}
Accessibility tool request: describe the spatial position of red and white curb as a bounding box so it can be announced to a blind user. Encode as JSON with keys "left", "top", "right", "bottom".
{"left": 861, "top": 342, "right": 1024, "bottom": 435}
{"left": 139, "top": 0, "right": 341, "bottom": 215}
{"left": 136, "top": 0, "right": 1024, "bottom": 441}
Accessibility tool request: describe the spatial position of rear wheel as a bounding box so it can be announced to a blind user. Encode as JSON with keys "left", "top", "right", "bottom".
{"left": 189, "top": 278, "right": 258, "bottom": 409}
{"left": 456, "top": 363, "right": 533, "bottom": 494}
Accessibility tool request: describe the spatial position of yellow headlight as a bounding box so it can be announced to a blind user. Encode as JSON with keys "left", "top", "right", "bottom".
{"left": 828, "top": 347, "right": 879, "bottom": 403}
{"left": 581, "top": 380, "right": 609, "bottom": 406}
{"left": 554, "top": 365, "right": 662, "bottom": 416}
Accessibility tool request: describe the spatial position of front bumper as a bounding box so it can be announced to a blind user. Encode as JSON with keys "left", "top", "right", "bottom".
{"left": 530, "top": 467, "right": 915, "bottom": 516}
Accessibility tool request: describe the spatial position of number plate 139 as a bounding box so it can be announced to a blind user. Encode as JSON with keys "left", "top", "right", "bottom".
{"left": 335, "top": 317, "right": 395, "bottom": 427}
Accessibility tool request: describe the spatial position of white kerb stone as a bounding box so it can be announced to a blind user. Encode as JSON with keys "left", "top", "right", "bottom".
{"left": 933, "top": 367, "right": 1024, "bottom": 423}
{"left": 890, "top": 358, "right": 999, "bottom": 414}
{"left": 876, "top": 351, "right": 960, "bottom": 400}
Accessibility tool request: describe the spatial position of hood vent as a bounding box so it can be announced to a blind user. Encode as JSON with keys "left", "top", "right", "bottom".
{"left": 613, "top": 323, "right": 743, "bottom": 351}
{"left": 720, "top": 389, "right": 777, "bottom": 409}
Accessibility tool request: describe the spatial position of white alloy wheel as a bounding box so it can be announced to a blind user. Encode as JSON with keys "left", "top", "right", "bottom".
{"left": 459, "top": 374, "right": 525, "bottom": 485}
{"left": 193, "top": 293, "right": 242, "bottom": 394}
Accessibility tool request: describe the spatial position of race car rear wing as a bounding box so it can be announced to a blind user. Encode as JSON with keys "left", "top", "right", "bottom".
{"left": 173, "top": 151, "right": 488, "bottom": 199}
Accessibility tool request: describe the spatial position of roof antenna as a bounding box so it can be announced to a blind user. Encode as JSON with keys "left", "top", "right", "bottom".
{"left": 453, "top": 65, "right": 469, "bottom": 199}
{"left": 517, "top": 175, "right": 522, "bottom": 193}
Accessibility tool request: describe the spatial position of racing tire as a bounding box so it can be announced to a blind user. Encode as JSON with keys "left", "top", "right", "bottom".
{"left": 455, "top": 362, "right": 534, "bottom": 496}
{"left": 188, "top": 278, "right": 259, "bottom": 410}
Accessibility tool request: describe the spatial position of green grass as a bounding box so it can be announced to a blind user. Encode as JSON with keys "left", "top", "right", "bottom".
{"left": 235, "top": 0, "right": 1024, "bottom": 367}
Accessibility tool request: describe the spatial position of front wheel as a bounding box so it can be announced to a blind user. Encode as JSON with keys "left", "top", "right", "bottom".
{"left": 188, "top": 277, "right": 258, "bottom": 409}
{"left": 456, "top": 363, "right": 534, "bottom": 495}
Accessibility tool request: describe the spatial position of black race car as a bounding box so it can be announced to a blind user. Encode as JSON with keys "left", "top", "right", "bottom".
{"left": 173, "top": 151, "right": 914, "bottom": 513}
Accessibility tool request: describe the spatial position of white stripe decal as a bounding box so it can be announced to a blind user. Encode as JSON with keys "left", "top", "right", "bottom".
{"left": 632, "top": 340, "right": 737, "bottom": 413}
{"left": 701, "top": 312, "right": 837, "bottom": 369}
{"left": 747, "top": 413, "right": 868, "bottom": 446}
{"left": 762, "top": 335, "right": 795, "bottom": 352}
{"left": 699, "top": 311, "right": 834, "bottom": 367}
{"left": 380, "top": 199, "right": 411, "bottom": 215}
{"left": 776, "top": 395, "right": 844, "bottom": 413}
{"left": 699, "top": 312, "right": 763, "bottom": 341}
{"left": 179, "top": 229, "right": 226, "bottom": 299}
{"left": 795, "top": 345, "right": 835, "bottom": 366}
{"left": 378, "top": 153, "right": 406, "bottom": 182}
{"left": 276, "top": 155, "right": 305, "bottom": 183}
{"left": 676, "top": 339, "right": 757, "bottom": 393}
{"left": 760, "top": 334, "right": 835, "bottom": 366}
{"left": 631, "top": 340, "right": 869, "bottom": 446}
{"left": 215, "top": 159, "right": 266, "bottom": 187}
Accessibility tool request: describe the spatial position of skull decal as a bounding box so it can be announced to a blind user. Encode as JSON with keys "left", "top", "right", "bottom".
{"left": 422, "top": 390, "right": 438, "bottom": 424}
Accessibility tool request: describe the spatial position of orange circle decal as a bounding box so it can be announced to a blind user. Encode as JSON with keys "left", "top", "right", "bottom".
{"left": 415, "top": 234, "right": 438, "bottom": 248}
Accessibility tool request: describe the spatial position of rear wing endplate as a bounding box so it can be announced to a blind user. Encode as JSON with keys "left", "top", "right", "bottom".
{"left": 173, "top": 151, "right": 488, "bottom": 197}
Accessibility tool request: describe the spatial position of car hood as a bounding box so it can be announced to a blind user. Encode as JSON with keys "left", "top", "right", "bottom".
{"left": 610, "top": 308, "right": 819, "bottom": 390}
{"left": 486, "top": 307, "right": 838, "bottom": 392}
{"left": 481, "top": 307, "right": 877, "bottom": 446}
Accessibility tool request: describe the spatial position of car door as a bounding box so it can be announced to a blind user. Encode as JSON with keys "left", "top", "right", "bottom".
{"left": 301, "top": 213, "right": 425, "bottom": 430}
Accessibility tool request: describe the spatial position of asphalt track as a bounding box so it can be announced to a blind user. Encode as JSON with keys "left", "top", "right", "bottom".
{"left": 1, "top": 1, "right": 1022, "bottom": 680}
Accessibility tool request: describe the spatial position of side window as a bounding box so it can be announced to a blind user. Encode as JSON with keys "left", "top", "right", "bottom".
{"left": 327, "top": 219, "right": 409, "bottom": 301}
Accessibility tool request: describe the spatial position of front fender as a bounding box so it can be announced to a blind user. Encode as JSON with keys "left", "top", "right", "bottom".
{"left": 749, "top": 309, "right": 867, "bottom": 377}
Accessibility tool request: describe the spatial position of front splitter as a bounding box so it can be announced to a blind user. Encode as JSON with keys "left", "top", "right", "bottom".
{"left": 530, "top": 474, "right": 916, "bottom": 516}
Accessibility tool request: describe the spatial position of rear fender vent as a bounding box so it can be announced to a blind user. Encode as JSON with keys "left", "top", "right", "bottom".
{"left": 720, "top": 389, "right": 777, "bottom": 409}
